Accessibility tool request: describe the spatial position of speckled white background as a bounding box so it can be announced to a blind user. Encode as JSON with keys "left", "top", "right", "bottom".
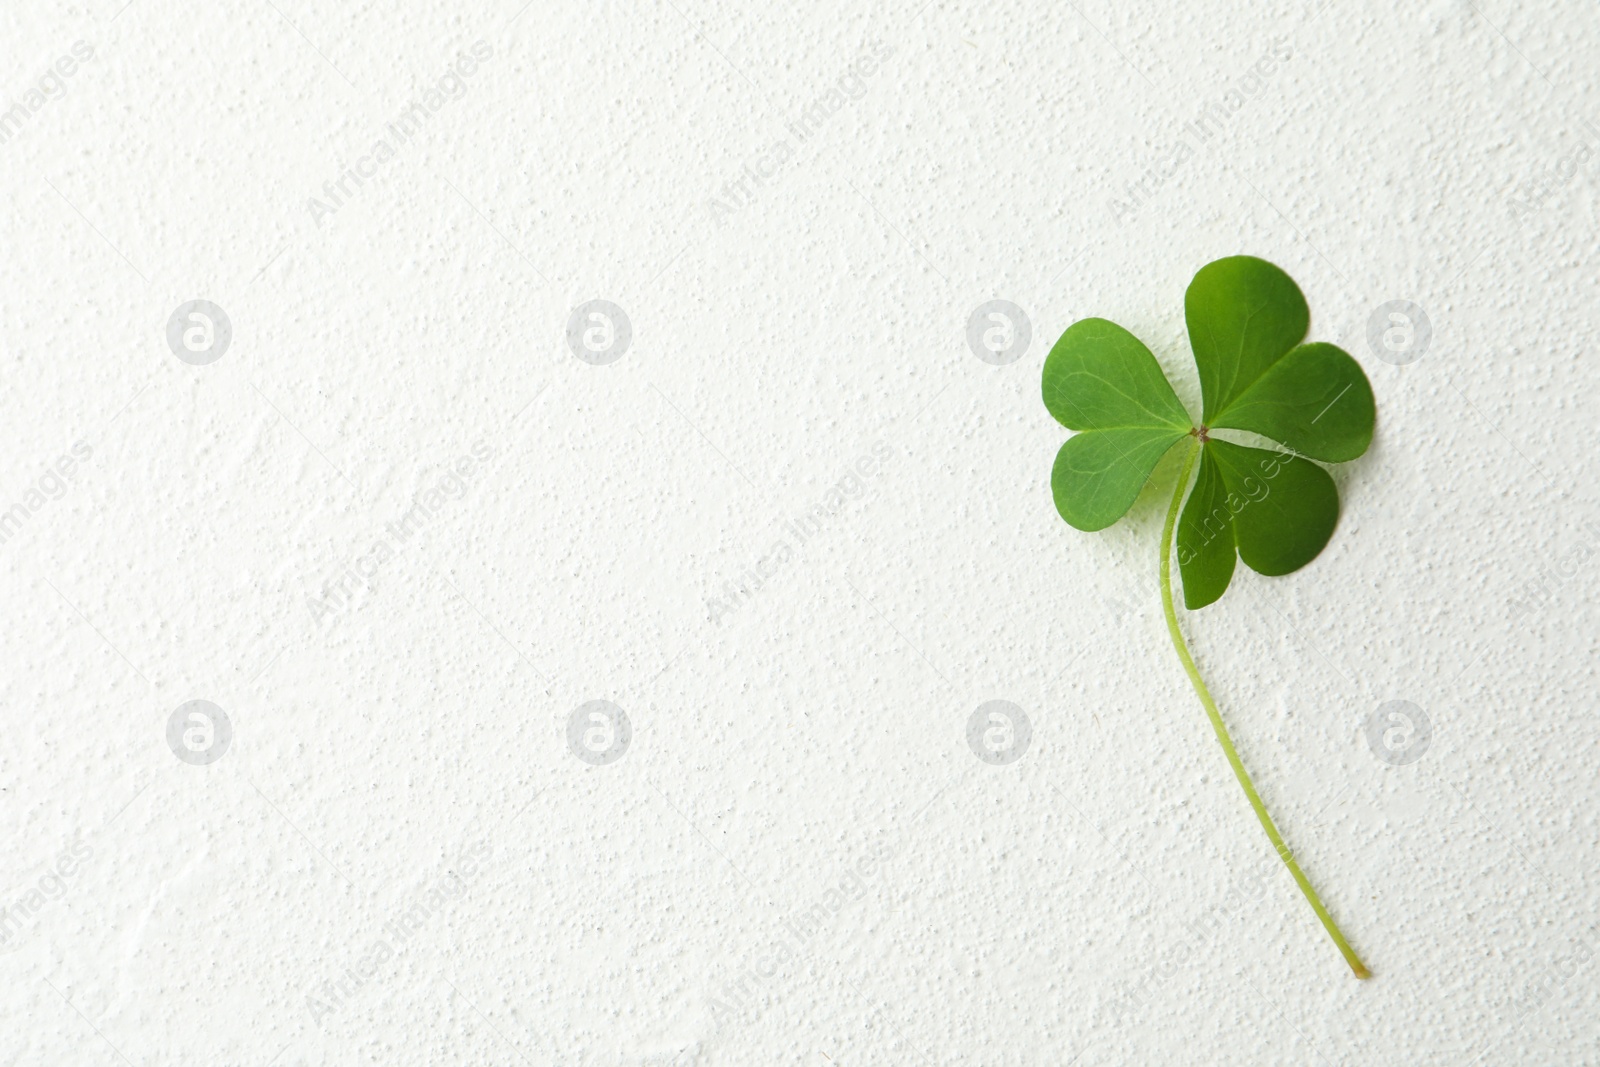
{"left": 3, "top": 0, "right": 1598, "bottom": 1063}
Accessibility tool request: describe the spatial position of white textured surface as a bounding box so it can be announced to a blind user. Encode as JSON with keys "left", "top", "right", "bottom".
{"left": 3, "top": 1, "right": 1599, "bottom": 1063}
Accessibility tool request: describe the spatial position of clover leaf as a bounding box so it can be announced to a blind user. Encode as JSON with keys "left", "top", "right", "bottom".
{"left": 1041, "top": 255, "right": 1375, "bottom": 979}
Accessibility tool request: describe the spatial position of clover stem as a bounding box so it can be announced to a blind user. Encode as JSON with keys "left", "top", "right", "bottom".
{"left": 1159, "top": 438, "right": 1371, "bottom": 979}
